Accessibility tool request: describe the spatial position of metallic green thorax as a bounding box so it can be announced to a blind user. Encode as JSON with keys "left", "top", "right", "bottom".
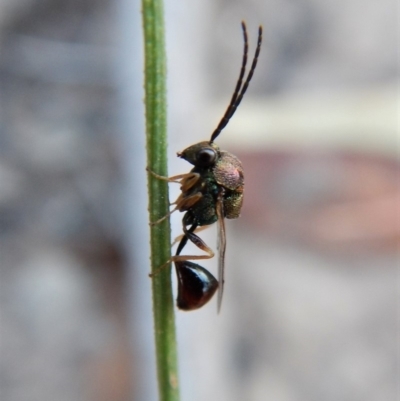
{"left": 178, "top": 141, "right": 244, "bottom": 227}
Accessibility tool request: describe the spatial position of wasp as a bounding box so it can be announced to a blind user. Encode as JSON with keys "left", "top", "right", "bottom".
{"left": 149, "top": 22, "right": 262, "bottom": 311}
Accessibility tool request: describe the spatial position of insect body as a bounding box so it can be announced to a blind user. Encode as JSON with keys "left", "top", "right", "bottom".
{"left": 172, "top": 142, "right": 244, "bottom": 311}
{"left": 150, "top": 22, "right": 262, "bottom": 311}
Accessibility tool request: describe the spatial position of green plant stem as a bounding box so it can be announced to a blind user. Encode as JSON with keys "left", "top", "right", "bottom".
{"left": 142, "top": 0, "right": 180, "bottom": 400}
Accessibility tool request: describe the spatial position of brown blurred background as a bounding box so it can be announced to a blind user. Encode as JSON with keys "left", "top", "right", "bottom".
{"left": 0, "top": 0, "right": 398, "bottom": 400}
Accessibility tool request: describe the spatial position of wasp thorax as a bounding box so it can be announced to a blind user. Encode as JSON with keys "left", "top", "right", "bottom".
{"left": 178, "top": 141, "right": 220, "bottom": 167}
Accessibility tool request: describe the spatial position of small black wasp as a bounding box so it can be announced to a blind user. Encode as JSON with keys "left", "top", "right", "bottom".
{"left": 149, "top": 22, "right": 262, "bottom": 311}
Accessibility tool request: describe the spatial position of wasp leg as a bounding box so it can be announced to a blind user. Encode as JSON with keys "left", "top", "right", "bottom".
{"left": 149, "top": 259, "right": 174, "bottom": 277}
{"left": 147, "top": 167, "right": 201, "bottom": 192}
{"left": 149, "top": 207, "right": 179, "bottom": 226}
{"left": 183, "top": 223, "right": 213, "bottom": 255}
{"left": 149, "top": 192, "right": 203, "bottom": 226}
{"left": 150, "top": 232, "right": 214, "bottom": 277}
{"left": 168, "top": 223, "right": 214, "bottom": 263}
{"left": 147, "top": 169, "right": 202, "bottom": 225}
{"left": 170, "top": 236, "right": 214, "bottom": 264}
{"left": 149, "top": 223, "right": 214, "bottom": 277}
{"left": 174, "top": 191, "right": 202, "bottom": 212}
{"left": 146, "top": 167, "right": 189, "bottom": 183}
{"left": 171, "top": 225, "right": 209, "bottom": 246}
{"left": 179, "top": 173, "right": 201, "bottom": 192}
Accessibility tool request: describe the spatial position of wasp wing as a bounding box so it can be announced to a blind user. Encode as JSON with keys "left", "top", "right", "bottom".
{"left": 216, "top": 192, "right": 226, "bottom": 313}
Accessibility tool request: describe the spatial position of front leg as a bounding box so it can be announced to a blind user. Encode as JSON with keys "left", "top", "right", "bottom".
{"left": 147, "top": 168, "right": 203, "bottom": 225}
{"left": 146, "top": 167, "right": 191, "bottom": 183}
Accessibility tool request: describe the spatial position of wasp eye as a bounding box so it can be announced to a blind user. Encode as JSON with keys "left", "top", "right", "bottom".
{"left": 196, "top": 148, "right": 217, "bottom": 166}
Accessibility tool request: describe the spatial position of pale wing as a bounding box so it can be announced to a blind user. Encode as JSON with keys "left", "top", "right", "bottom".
{"left": 216, "top": 193, "right": 226, "bottom": 313}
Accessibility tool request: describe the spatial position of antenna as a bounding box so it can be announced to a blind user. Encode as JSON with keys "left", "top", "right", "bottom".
{"left": 210, "top": 22, "right": 263, "bottom": 143}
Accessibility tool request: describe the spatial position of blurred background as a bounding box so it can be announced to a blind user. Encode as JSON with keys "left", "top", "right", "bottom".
{"left": 0, "top": 0, "right": 398, "bottom": 400}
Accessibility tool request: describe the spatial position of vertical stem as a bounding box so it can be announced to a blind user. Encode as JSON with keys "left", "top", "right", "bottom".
{"left": 142, "top": 1, "right": 180, "bottom": 400}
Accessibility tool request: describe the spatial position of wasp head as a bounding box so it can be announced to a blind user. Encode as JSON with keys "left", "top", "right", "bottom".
{"left": 178, "top": 141, "right": 220, "bottom": 168}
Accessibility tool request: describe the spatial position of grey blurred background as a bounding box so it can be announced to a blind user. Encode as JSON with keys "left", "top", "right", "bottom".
{"left": 0, "top": 0, "right": 398, "bottom": 401}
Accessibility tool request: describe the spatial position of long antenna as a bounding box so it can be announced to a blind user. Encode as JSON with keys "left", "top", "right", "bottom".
{"left": 210, "top": 22, "right": 263, "bottom": 143}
